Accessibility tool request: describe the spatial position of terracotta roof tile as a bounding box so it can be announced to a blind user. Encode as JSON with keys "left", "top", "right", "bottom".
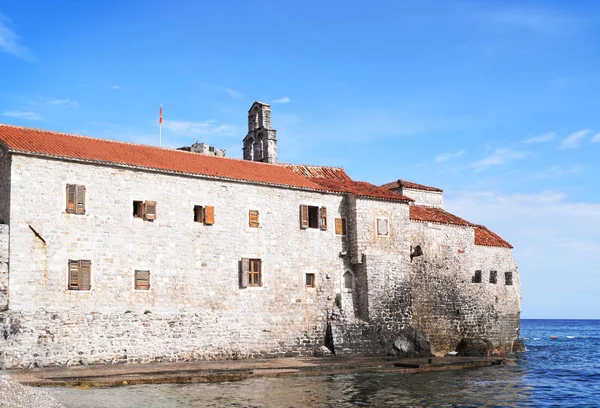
{"left": 409, "top": 205, "right": 472, "bottom": 226}
{"left": 474, "top": 225, "right": 513, "bottom": 249}
{"left": 381, "top": 179, "right": 443, "bottom": 192}
{"left": 309, "top": 178, "right": 413, "bottom": 202}
{"left": 0, "top": 123, "right": 324, "bottom": 190}
{"left": 283, "top": 164, "right": 352, "bottom": 181}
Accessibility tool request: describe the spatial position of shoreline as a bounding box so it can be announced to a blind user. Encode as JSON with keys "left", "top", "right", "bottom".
{"left": 5, "top": 355, "right": 514, "bottom": 389}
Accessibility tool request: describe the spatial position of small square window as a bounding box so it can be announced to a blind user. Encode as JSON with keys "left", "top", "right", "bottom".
{"left": 377, "top": 219, "right": 389, "bottom": 236}
{"left": 305, "top": 273, "right": 315, "bottom": 288}
{"left": 472, "top": 270, "right": 482, "bottom": 283}
{"left": 490, "top": 270, "right": 498, "bottom": 284}
{"left": 68, "top": 260, "right": 91, "bottom": 290}
{"left": 194, "top": 206, "right": 204, "bottom": 223}
{"left": 505, "top": 272, "right": 513, "bottom": 286}
{"left": 133, "top": 201, "right": 143, "bottom": 218}
{"left": 335, "top": 218, "right": 347, "bottom": 235}
{"left": 135, "top": 270, "right": 150, "bottom": 290}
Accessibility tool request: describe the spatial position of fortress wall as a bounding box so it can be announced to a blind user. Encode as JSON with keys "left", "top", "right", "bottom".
{"left": 1, "top": 154, "right": 348, "bottom": 368}
{"left": 408, "top": 221, "right": 520, "bottom": 353}
{"left": 0, "top": 225, "right": 8, "bottom": 311}
{"left": 399, "top": 188, "right": 444, "bottom": 209}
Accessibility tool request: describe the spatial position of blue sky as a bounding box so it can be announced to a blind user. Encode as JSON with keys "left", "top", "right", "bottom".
{"left": 1, "top": 1, "right": 599, "bottom": 318}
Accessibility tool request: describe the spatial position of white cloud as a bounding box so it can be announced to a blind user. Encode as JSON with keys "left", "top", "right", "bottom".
{"left": 2, "top": 110, "right": 43, "bottom": 121}
{"left": 592, "top": 133, "right": 600, "bottom": 143}
{"left": 272, "top": 96, "right": 291, "bottom": 104}
{"left": 47, "top": 98, "right": 79, "bottom": 108}
{"left": 162, "top": 119, "right": 236, "bottom": 137}
{"left": 110, "top": 85, "right": 120, "bottom": 90}
{"left": 469, "top": 148, "right": 525, "bottom": 172}
{"left": 435, "top": 149, "right": 465, "bottom": 163}
{"left": 0, "top": 12, "right": 34, "bottom": 61}
{"left": 559, "top": 129, "right": 591, "bottom": 149}
{"left": 524, "top": 132, "right": 556, "bottom": 144}
{"left": 217, "top": 86, "right": 243, "bottom": 99}
{"left": 445, "top": 190, "right": 600, "bottom": 318}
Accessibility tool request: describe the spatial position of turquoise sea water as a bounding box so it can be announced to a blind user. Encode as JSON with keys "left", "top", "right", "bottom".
{"left": 46, "top": 319, "right": 600, "bottom": 407}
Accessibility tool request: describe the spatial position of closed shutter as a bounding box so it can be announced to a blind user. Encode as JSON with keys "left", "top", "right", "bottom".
{"left": 66, "top": 184, "right": 77, "bottom": 214}
{"left": 300, "top": 205, "right": 309, "bottom": 229}
{"left": 79, "top": 260, "right": 91, "bottom": 290}
{"left": 335, "top": 218, "right": 346, "bottom": 235}
{"left": 320, "top": 207, "right": 327, "bottom": 230}
{"left": 377, "top": 219, "right": 388, "bottom": 236}
{"left": 249, "top": 210, "right": 259, "bottom": 228}
{"left": 144, "top": 201, "right": 157, "bottom": 220}
{"left": 68, "top": 260, "right": 79, "bottom": 289}
{"left": 135, "top": 270, "right": 150, "bottom": 290}
{"left": 240, "top": 258, "right": 249, "bottom": 288}
{"left": 204, "top": 206, "right": 215, "bottom": 225}
{"left": 75, "top": 185, "right": 86, "bottom": 215}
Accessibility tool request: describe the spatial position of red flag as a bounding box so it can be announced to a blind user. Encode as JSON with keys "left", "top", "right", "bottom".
{"left": 159, "top": 105, "right": 163, "bottom": 124}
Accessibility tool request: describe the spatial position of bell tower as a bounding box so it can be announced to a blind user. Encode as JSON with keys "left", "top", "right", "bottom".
{"left": 243, "top": 102, "right": 278, "bottom": 163}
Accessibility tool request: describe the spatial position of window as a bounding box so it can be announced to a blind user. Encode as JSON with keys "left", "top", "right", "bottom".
{"left": 194, "top": 205, "right": 215, "bottom": 225}
{"left": 343, "top": 271, "right": 354, "bottom": 291}
{"left": 249, "top": 210, "right": 259, "bottom": 228}
{"left": 505, "top": 272, "right": 513, "bottom": 286}
{"left": 68, "top": 260, "right": 91, "bottom": 290}
{"left": 240, "top": 258, "right": 262, "bottom": 288}
{"left": 66, "top": 184, "right": 86, "bottom": 215}
{"left": 490, "top": 270, "right": 498, "bottom": 284}
{"left": 305, "top": 273, "right": 315, "bottom": 288}
{"left": 335, "top": 218, "right": 347, "bottom": 235}
{"left": 133, "top": 200, "right": 156, "bottom": 221}
{"left": 300, "top": 205, "right": 327, "bottom": 230}
{"left": 134, "top": 270, "right": 150, "bottom": 290}
{"left": 472, "top": 270, "right": 482, "bottom": 283}
{"left": 377, "top": 218, "right": 389, "bottom": 236}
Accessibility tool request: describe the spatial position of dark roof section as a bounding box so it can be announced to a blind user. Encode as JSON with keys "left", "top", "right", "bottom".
{"left": 409, "top": 205, "right": 472, "bottom": 226}
{"left": 474, "top": 225, "right": 513, "bottom": 249}
{"left": 381, "top": 179, "right": 443, "bottom": 192}
{"left": 309, "top": 178, "right": 413, "bottom": 203}
{"left": 283, "top": 164, "right": 352, "bottom": 181}
{"left": 0, "top": 123, "right": 324, "bottom": 190}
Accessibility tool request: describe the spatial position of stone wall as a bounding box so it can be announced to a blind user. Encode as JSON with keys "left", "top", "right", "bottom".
{"left": 0, "top": 225, "right": 8, "bottom": 311}
{"left": 408, "top": 221, "right": 521, "bottom": 353}
{"left": 399, "top": 188, "right": 444, "bottom": 208}
{"left": 0, "top": 148, "right": 10, "bottom": 224}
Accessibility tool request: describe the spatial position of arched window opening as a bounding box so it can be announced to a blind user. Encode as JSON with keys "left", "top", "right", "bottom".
{"left": 343, "top": 271, "right": 353, "bottom": 290}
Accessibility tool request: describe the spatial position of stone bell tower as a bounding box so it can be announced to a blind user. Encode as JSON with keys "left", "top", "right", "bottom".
{"left": 243, "top": 102, "right": 278, "bottom": 163}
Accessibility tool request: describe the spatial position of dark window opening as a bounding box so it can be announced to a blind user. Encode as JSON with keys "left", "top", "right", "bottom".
{"left": 305, "top": 273, "right": 315, "bottom": 288}
{"left": 249, "top": 259, "right": 261, "bottom": 287}
{"left": 505, "top": 272, "right": 513, "bottom": 286}
{"left": 308, "top": 206, "right": 319, "bottom": 228}
{"left": 472, "top": 270, "right": 482, "bottom": 283}
{"left": 490, "top": 270, "right": 498, "bottom": 284}
{"left": 194, "top": 206, "right": 204, "bottom": 223}
{"left": 133, "top": 201, "right": 143, "bottom": 218}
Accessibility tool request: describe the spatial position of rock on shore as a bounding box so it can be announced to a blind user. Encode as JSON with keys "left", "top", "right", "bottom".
{"left": 0, "top": 375, "right": 65, "bottom": 408}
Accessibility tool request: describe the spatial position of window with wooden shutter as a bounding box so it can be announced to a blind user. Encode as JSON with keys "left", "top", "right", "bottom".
{"left": 305, "top": 273, "right": 315, "bottom": 288}
{"left": 249, "top": 210, "right": 259, "bottom": 228}
{"left": 249, "top": 259, "right": 261, "bottom": 287}
{"left": 133, "top": 201, "right": 143, "bottom": 218}
{"left": 300, "top": 205, "right": 309, "bottom": 229}
{"left": 377, "top": 218, "right": 389, "bottom": 236}
{"left": 135, "top": 270, "right": 150, "bottom": 290}
{"left": 320, "top": 207, "right": 327, "bottom": 230}
{"left": 66, "top": 184, "right": 85, "bottom": 215}
{"left": 240, "top": 258, "right": 249, "bottom": 288}
{"left": 335, "top": 218, "right": 347, "bottom": 235}
{"left": 204, "top": 206, "right": 215, "bottom": 225}
{"left": 194, "top": 205, "right": 204, "bottom": 223}
{"left": 144, "top": 200, "right": 157, "bottom": 221}
{"left": 68, "top": 260, "right": 91, "bottom": 290}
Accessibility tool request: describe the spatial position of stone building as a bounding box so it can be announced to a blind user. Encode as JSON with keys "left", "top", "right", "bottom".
{"left": 0, "top": 101, "right": 521, "bottom": 368}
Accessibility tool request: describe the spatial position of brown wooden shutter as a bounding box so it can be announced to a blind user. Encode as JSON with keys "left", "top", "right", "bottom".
{"left": 75, "top": 185, "right": 86, "bottom": 215}
{"left": 68, "top": 260, "right": 79, "bottom": 289}
{"left": 144, "top": 201, "right": 157, "bottom": 220}
{"left": 249, "top": 210, "right": 259, "bottom": 228}
{"left": 135, "top": 270, "right": 150, "bottom": 290}
{"left": 300, "top": 205, "right": 309, "bottom": 229}
{"left": 240, "top": 258, "right": 249, "bottom": 288}
{"left": 66, "top": 184, "right": 76, "bottom": 214}
{"left": 79, "top": 260, "right": 91, "bottom": 290}
{"left": 320, "top": 206, "right": 327, "bottom": 230}
{"left": 204, "top": 206, "right": 215, "bottom": 225}
{"left": 335, "top": 218, "right": 344, "bottom": 235}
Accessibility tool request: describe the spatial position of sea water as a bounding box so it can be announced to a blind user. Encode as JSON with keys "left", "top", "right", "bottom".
{"left": 45, "top": 319, "right": 600, "bottom": 407}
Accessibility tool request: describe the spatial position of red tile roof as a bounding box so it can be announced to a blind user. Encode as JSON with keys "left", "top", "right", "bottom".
{"left": 409, "top": 205, "right": 472, "bottom": 226}
{"left": 0, "top": 123, "right": 324, "bottom": 190}
{"left": 381, "top": 179, "right": 443, "bottom": 192}
{"left": 283, "top": 164, "right": 352, "bottom": 181}
{"left": 474, "top": 225, "right": 513, "bottom": 249}
{"left": 309, "top": 178, "right": 413, "bottom": 202}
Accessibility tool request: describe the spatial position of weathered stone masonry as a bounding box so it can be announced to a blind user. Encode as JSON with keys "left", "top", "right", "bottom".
{"left": 0, "top": 102, "right": 521, "bottom": 368}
